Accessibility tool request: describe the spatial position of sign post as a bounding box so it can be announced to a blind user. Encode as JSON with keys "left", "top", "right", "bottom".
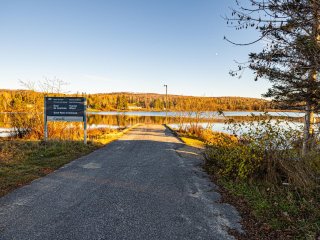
{"left": 44, "top": 98, "right": 48, "bottom": 141}
{"left": 84, "top": 98, "right": 87, "bottom": 144}
{"left": 44, "top": 97, "right": 87, "bottom": 144}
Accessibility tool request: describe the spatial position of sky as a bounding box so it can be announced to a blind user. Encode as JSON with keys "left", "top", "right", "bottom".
{"left": 0, "top": 0, "right": 271, "bottom": 98}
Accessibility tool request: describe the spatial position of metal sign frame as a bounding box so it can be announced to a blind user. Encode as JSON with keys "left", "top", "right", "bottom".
{"left": 44, "top": 97, "right": 87, "bottom": 144}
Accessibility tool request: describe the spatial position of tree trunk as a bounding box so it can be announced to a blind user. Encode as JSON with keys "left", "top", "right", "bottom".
{"left": 302, "top": 102, "right": 315, "bottom": 155}
{"left": 303, "top": 1, "right": 320, "bottom": 155}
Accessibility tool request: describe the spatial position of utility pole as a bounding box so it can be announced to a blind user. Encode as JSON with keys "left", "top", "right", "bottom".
{"left": 164, "top": 84, "right": 168, "bottom": 124}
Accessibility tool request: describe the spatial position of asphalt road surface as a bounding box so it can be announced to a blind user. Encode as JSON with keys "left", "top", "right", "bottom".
{"left": 0, "top": 125, "right": 243, "bottom": 240}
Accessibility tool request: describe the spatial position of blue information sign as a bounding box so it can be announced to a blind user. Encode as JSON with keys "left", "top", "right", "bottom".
{"left": 45, "top": 97, "right": 86, "bottom": 122}
{"left": 44, "top": 97, "right": 87, "bottom": 143}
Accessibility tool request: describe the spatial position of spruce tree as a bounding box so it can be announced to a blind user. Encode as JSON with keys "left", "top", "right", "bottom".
{"left": 226, "top": 0, "right": 320, "bottom": 154}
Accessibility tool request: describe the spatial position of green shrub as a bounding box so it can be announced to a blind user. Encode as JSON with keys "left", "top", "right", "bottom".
{"left": 201, "top": 114, "right": 320, "bottom": 238}
{"left": 205, "top": 115, "right": 318, "bottom": 189}
{"left": 205, "top": 134, "right": 263, "bottom": 179}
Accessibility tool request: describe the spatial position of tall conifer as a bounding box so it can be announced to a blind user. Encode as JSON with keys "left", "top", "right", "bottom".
{"left": 226, "top": 0, "right": 320, "bottom": 153}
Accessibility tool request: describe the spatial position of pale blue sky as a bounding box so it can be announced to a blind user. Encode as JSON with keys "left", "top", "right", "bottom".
{"left": 0, "top": 0, "right": 270, "bottom": 97}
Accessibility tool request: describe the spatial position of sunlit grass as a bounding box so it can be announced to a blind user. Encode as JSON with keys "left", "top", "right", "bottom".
{"left": 0, "top": 140, "right": 99, "bottom": 197}
{"left": 180, "top": 137, "right": 205, "bottom": 149}
{"left": 169, "top": 123, "right": 320, "bottom": 239}
{"left": 0, "top": 124, "right": 139, "bottom": 197}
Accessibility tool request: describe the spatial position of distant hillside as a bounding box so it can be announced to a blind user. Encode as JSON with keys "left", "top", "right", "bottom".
{"left": 86, "top": 92, "right": 273, "bottom": 111}
{"left": 0, "top": 89, "right": 275, "bottom": 112}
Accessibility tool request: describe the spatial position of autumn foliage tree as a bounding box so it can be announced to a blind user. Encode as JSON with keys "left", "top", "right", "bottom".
{"left": 0, "top": 90, "right": 271, "bottom": 113}
{"left": 226, "top": 0, "right": 320, "bottom": 154}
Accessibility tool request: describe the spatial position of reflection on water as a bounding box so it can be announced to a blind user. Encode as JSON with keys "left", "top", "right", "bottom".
{"left": 91, "top": 111, "right": 313, "bottom": 118}
{"left": 0, "top": 111, "right": 312, "bottom": 137}
{"left": 87, "top": 114, "right": 172, "bottom": 127}
{"left": 88, "top": 112, "right": 306, "bottom": 128}
{"left": 88, "top": 124, "right": 120, "bottom": 130}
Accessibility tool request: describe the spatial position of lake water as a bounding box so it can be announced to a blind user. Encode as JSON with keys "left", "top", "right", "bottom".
{"left": 168, "top": 121, "right": 305, "bottom": 135}
{"left": 0, "top": 111, "right": 312, "bottom": 137}
{"left": 0, "top": 127, "right": 15, "bottom": 137}
{"left": 91, "top": 111, "right": 309, "bottom": 118}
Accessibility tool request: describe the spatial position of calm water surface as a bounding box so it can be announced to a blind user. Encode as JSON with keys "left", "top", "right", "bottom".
{"left": 91, "top": 111, "right": 308, "bottom": 118}
{"left": 168, "top": 121, "right": 304, "bottom": 135}
{"left": 0, "top": 111, "right": 310, "bottom": 136}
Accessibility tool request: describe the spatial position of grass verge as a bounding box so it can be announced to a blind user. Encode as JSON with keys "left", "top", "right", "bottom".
{"left": 209, "top": 176, "right": 320, "bottom": 239}
{"left": 0, "top": 140, "right": 99, "bottom": 197}
{"left": 168, "top": 126, "right": 320, "bottom": 239}
{"left": 0, "top": 124, "right": 139, "bottom": 197}
{"left": 164, "top": 124, "right": 205, "bottom": 148}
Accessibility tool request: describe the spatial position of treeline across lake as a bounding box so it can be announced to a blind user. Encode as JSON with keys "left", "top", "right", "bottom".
{"left": 0, "top": 89, "right": 275, "bottom": 112}
{"left": 87, "top": 92, "right": 274, "bottom": 111}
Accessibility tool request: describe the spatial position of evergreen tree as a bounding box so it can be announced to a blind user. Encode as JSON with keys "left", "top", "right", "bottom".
{"left": 121, "top": 95, "right": 128, "bottom": 110}
{"left": 226, "top": 0, "right": 320, "bottom": 154}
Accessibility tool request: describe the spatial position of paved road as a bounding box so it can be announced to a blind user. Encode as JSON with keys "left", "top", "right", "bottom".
{"left": 0, "top": 125, "right": 242, "bottom": 240}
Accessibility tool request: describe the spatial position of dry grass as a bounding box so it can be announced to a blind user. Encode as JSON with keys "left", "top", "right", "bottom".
{"left": 180, "top": 137, "right": 205, "bottom": 149}
{"left": 170, "top": 124, "right": 320, "bottom": 239}
{"left": 0, "top": 139, "right": 100, "bottom": 197}
{"left": 0, "top": 124, "right": 140, "bottom": 197}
